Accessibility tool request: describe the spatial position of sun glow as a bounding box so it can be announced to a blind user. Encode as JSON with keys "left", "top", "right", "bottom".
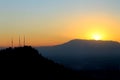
{"left": 92, "top": 34, "right": 102, "bottom": 40}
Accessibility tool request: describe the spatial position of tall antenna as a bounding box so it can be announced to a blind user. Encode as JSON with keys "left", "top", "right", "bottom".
{"left": 24, "top": 35, "right": 26, "bottom": 46}
{"left": 19, "top": 35, "right": 21, "bottom": 47}
{"left": 11, "top": 37, "right": 13, "bottom": 48}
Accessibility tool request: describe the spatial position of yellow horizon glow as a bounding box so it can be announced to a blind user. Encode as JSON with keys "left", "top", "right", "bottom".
{"left": 67, "top": 13, "right": 120, "bottom": 42}
{"left": 92, "top": 34, "right": 102, "bottom": 40}
{"left": 0, "top": 0, "right": 120, "bottom": 47}
{"left": 0, "top": 13, "right": 120, "bottom": 47}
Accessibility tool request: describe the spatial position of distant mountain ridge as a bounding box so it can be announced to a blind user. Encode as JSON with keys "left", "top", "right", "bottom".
{"left": 60, "top": 39, "right": 120, "bottom": 47}
{"left": 36, "top": 39, "right": 120, "bottom": 70}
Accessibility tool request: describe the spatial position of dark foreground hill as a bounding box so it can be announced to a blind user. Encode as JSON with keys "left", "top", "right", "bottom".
{"left": 0, "top": 46, "right": 120, "bottom": 80}
{"left": 0, "top": 46, "right": 81, "bottom": 80}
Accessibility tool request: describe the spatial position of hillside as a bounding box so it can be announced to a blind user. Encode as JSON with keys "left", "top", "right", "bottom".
{"left": 36, "top": 39, "right": 120, "bottom": 70}
{"left": 0, "top": 46, "right": 80, "bottom": 80}
{"left": 0, "top": 45, "right": 120, "bottom": 79}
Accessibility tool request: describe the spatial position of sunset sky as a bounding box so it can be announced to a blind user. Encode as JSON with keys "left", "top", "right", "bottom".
{"left": 0, "top": 0, "right": 120, "bottom": 47}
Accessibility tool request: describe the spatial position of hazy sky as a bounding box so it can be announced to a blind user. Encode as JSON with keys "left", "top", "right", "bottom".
{"left": 0, "top": 0, "right": 120, "bottom": 46}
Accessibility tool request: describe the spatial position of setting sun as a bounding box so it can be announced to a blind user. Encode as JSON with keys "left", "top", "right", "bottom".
{"left": 92, "top": 34, "right": 102, "bottom": 40}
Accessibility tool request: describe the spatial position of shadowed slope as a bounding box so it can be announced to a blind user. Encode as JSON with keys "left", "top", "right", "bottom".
{"left": 0, "top": 45, "right": 120, "bottom": 80}
{"left": 0, "top": 46, "right": 80, "bottom": 80}
{"left": 36, "top": 39, "right": 120, "bottom": 70}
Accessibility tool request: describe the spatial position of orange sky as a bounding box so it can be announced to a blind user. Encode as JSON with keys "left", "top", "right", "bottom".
{"left": 0, "top": 0, "right": 120, "bottom": 47}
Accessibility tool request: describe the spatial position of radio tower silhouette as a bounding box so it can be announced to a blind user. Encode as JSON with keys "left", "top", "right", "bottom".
{"left": 19, "top": 36, "right": 21, "bottom": 47}
{"left": 11, "top": 37, "right": 13, "bottom": 48}
{"left": 24, "top": 35, "right": 26, "bottom": 46}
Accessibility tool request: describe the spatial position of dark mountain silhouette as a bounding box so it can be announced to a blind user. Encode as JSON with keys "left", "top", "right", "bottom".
{"left": 36, "top": 39, "right": 120, "bottom": 70}
{"left": 0, "top": 46, "right": 81, "bottom": 80}
{"left": 0, "top": 45, "right": 120, "bottom": 79}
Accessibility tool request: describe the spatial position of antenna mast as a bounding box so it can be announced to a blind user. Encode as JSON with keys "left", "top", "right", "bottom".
{"left": 19, "top": 36, "right": 21, "bottom": 47}
{"left": 24, "top": 35, "right": 25, "bottom": 46}
{"left": 11, "top": 37, "right": 13, "bottom": 48}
